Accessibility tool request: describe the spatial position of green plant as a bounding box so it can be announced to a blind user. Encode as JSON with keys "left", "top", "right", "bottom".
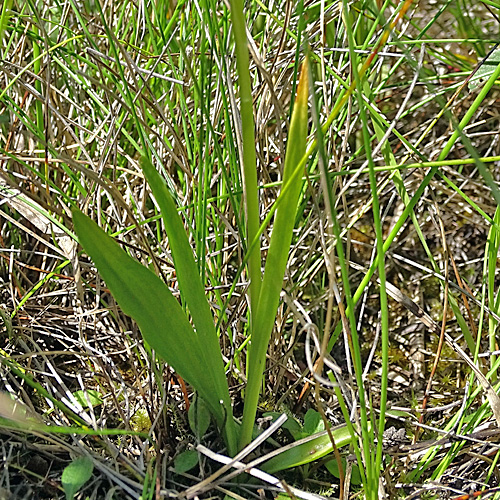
{"left": 73, "top": 42, "right": 320, "bottom": 462}
{"left": 73, "top": 42, "right": 366, "bottom": 468}
{"left": 73, "top": 46, "right": 363, "bottom": 470}
{"left": 73, "top": 203, "right": 240, "bottom": 453}
{"left": 61, "top": 456, "right": 94, "bottom": 500}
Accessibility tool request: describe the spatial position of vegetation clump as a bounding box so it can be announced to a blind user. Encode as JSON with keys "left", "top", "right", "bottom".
{"left": 1, "top": 1, "right": 500, "bottom": 498}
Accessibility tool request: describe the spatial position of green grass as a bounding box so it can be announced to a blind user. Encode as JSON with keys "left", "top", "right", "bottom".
{"left": 1, "top": 1, "right": 500, "bottom": 498}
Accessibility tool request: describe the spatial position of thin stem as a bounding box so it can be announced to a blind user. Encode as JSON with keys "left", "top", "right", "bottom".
{"left": 229, "top": 0, "right": 261, "bottom": 315}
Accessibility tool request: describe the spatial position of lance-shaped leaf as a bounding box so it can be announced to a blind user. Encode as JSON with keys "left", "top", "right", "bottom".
{"left": 239, "top": 57, "right": 310, "bottom": 448}
{"left": 72, "top": 210, "right": 236, "bottom": 454}
{"left": 261, "top": 425, "right": 353, "bottom": 474}
{"left": 140, "top": 156, "right": 237, "bottom": 452}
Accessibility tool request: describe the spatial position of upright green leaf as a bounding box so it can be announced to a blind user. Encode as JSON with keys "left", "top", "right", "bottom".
{"left": 229, "top": 0, "right": 262, "bottom": 314}
{"left": 140, "top": 157, "right": 217, "bottom": 344}
{"left": 239, "top": 58, "right": 310, "bottom": 448}
{"left": 487, "top": 206, "right": 500, "bottom": 377}
{"left": 139, "top": 157, "right": 237, "bottom": 454}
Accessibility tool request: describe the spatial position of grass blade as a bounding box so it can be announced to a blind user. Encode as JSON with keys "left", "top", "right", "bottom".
{"left": 229, "top": 0, "right": 261, "bottom": 312}
{"left": 487, "top": 206, "right": 500, "bottom": 378}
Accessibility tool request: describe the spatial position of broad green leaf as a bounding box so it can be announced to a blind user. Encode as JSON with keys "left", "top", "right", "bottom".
{"left": 303, "top": 409, "right": 324, "bottom": 436}
{"left": 72, "top": 210, "right": 230, "bottom": 445}
{"left": 188, "top": 395, "right": 211, "bottom": 438}
{"left": 325, "top": 458, "right": 363, "bottom": 485}
{"left": 174, "top": 450, "right": 199, "bottom": 473}
{"left": 261, "top": 424, "right": 352, "bottom": 474}
{"left": 139, "top": 157, "right": 219, "bottom": 347}
{"left": 240, "top": 57, "right": 310, "bottom": 448}
{"left": 468, "top": 47, "right": 500, "bottom": 92}
{"left": 139, "top": 157, "right": 237, "bottom": 454}
{"left": 73, "top": 389, "right": 102, "bottom": 408}
{"left": 61, "top": 456, "right": 93, "bottom": 500}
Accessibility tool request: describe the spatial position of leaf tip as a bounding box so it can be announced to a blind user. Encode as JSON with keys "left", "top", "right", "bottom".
{"left": 295, "top": 55, "right": 310, "bottom": 105}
